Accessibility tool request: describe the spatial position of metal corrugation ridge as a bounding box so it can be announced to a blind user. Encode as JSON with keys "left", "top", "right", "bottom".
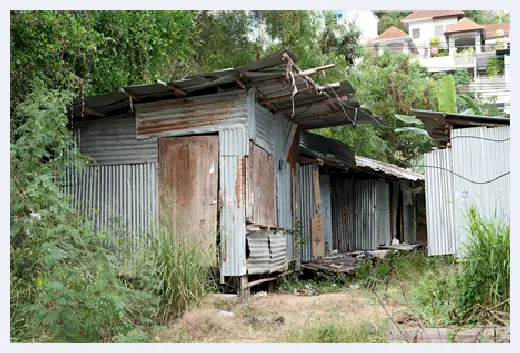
{"left": 135, "top": 91, "right": 248, "bottom": 139}
{"left": 298, "top": 164, "right": 315, "bottom": 261}
{"left": 331, "top": 177, "right": 349, "bottom": 252}
{"left": 75, "top": 117, "right": 158, "bottom": 165}
{"left": 355, "top": 156, "right": 424, "bottom": 181}
{"left": 319, "top": 175, "right": 332, "bottom": 256}
{"left": 246, "top": 230, "right": 270, "bottom": 275}
{"left": 424, "top": 148, "right": 456, "bottom": 256}
{"left": 219, "top": 125, "right": 249, "bottom": 157}
{"left": 64, "top": 163, "right": 158, "bottom": 250}
{"left": 286, "top": 230, "right": 294, "bottom": 261}
{"left": 452, "top": 126, "right": 510, "bottom": 256}
{"left": 219, "top": 155, "right": 247, "bottom": 277}
{"left": 299, "top": 133, "right": 356, "bottom": 169}
{"left": 269, "top": 231, "right": 288, "bottom": 273}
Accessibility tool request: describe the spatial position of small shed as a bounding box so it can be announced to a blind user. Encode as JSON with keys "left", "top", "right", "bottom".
{"left": 296, "top": 133, "right": 425, "bottom": 262}
{"left": 66, "top": 48, "right": 377, "bottom": 294}
{"left": 413, "top": 110, "right": 510, "bottom": 256}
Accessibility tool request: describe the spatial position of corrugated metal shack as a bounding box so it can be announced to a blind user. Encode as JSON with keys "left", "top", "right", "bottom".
{"left": 414, "top": 111, "right": 510, "bottom": 256}
{"left": 296, "top": 133, "right": 425, "bottom": 263}
{"left": 67, "top": 48, "right": 378, "bottom": 295}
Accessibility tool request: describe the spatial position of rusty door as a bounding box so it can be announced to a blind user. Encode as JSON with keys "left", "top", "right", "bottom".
{"left": 158, "top": 135, "right": 219, "bottom": 248}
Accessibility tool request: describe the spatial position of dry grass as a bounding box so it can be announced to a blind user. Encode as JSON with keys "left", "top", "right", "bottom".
{"left": 159, "top": 291, "right": 403, "bottom": 343}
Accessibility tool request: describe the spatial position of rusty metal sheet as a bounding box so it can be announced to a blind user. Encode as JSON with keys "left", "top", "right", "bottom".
{"left": 158, "top": 135, "right": 219, "bottom": 251}
{"left": 331, "top": 176, "right": 353, "bottom": 253}
{"left": 246, "top": 142, "right": 276, "bottom": 227}
{"left": 135, "top": 92, "right": 247, "bottom": 139}
{"left": 246, "top": 231, "right": 270, "bottom": 275}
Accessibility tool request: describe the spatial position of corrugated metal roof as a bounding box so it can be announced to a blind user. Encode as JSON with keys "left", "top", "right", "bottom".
{"left": 71, "top": 47, "right": 379, "bottom": 130}
{"left": 299, "top": 132, "right": 356, "bottom": 169}
{"left": 413, "top": 110, "right": 510, "bottom": 140}
{"left": 355, "top": 156, "right": 424, "bottom": 181}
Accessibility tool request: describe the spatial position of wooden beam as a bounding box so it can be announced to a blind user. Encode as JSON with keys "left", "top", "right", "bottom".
{"left": 155, "top": 79, "right": 186, "bottom": 97}
{"left": 244, "top": 270, "right": 295, "bottom": 289}
{"left": 276, "top": 96, "right": 348, "bottom": 114}
{"left": 258, "top": 86, "right": 316, "bottom": 105}
{"left": 289, "top": 110, "right": 353, "bottom": 123}
{"left": 235, "top": 76, "right": 247, "bottom": 90}
{"left": 118, "top": 87, "right": 140, "bottom": 102}
{"left": 296, "top": 64, "right": 335, "bottom": 76}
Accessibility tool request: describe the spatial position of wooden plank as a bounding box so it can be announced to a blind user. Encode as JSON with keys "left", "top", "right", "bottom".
{"left": 312, "top": 167, "right": 320, "bottom": 213}
{"left": 247, "top": 143, "right": 276, "bottom": 227}
{"left": 312, "top": 214, "right": 325, "bottom": 259}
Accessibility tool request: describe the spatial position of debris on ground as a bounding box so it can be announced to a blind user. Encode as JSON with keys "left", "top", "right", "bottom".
{"left": 217, "top": 310, "right": 235, "bottom": 318}
{"left": 253, "top": 291, "right": 268, "bottom": 299}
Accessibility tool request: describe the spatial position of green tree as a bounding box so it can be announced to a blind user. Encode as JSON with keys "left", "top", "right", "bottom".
{"left": 373, "top": 11, "right": 411, "bottom": 34}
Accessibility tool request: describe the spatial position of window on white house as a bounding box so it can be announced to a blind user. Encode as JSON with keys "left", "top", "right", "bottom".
{"left": 413, "top": 28, "right": 420, "bottom": 39}
{"left": 434, "top": 25, "right": 444, "bottom": 37}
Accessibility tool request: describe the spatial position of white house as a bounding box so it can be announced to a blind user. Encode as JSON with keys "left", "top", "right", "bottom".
{"left": 372, "top": 10, "right": 511, "bottom": 114}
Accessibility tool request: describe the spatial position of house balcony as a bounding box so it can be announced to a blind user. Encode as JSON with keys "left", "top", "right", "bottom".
{"left": 412, "top": 53, "right": 476, "bottom": 72}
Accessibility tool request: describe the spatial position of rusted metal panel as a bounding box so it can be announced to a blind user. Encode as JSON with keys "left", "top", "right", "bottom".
{"left": 135, "top": 91, "right": 248, "bottom": 139}
{"left": 246, "top": 142, "right": 276, "bottom": 227}
{"left": 269, "top": 230, "right": 288, "bottom": 273}
{"left": 63, "top": 163, "right": 158, "bottom": 250}
{"left": 376, "top": 181, "right": 391, "bottom": 246}
{"left": 75, "top": 116, "right": 158, "bottom": 165}
{"left": 220, "top": 155, "right": 247, "bottom": 276}
{"left": 158, "top": 136, "right": 219, "bottom": 251}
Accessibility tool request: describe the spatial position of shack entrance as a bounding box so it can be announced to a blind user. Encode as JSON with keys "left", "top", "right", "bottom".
{"left": 158, "top": 135, "right": 219, "bottom": 256}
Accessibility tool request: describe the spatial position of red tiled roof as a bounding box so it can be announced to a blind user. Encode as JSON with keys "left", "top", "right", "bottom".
{"left": 401, "top": 10, "right": 464, "bottom": 22}
{"left": 373, "top": 26, "right": 409, "bottom": 41}
{"left": 483, "top": 23, "right": 510, "bottom": 39}
{"left": 444, "top": 18, "right": 484, "bottom": 34}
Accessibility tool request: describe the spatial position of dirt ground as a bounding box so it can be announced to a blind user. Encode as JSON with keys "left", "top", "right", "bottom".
{"left": 159, "top": 289, "right": 407, "bottom": 343}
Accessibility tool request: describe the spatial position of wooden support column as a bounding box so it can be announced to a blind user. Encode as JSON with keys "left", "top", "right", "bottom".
{"left": 238, "top": 275, "right": 250, "bottom": 298}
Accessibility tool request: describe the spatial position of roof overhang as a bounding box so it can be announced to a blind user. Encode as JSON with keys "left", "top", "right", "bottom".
{"left": 71, "top": 48, "right": 379, "bottom": 130}
{"left": 412, "top": 109, "right": 510, "bottom": 140}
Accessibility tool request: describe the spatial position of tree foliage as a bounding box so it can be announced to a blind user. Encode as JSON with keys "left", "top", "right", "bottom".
{"left": 373, "top": 11, "right": 411, "bottom": 35}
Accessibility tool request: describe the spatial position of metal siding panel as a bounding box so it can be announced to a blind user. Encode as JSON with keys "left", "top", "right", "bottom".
{"left": 351, "top": 179, "right": 378, "bottom": 251}
{"left": 246, "top": 230, "right": 271, "bottom": 275}
{"left": 319, "top": 175, "right": 332, "bottom": 256}
{"left": 298, "top": 164, "right": 315, "bottom": 262}
{"left": 219, "top": 125, "right": 249, "bottom": 156}
{"left": 63, "top": 163, "right": 158, "bottom": 249}
{"left": 376, "top": 181, "right": 391, "bottom": 246}
{"left": 425, "top": 148, "right": 456, "bottom": 256}
{"left": 219, "top": 155, "right": 247, "bottom": 277}
{"left": 75, "top": 117, "right": 157, "bottom": 165}
{"left": 269, "top": 230, "right": 288, "bottom": 273}
{"left": 135, "top": 92, "right": 248, "bottom": 139}
{"left": 252, "top": 102, "right": 276, "bottom": 155}
{"left": 331, "top": 177, "right": 351, "bottom": 252}
{"left": 452, "top": 126, "right": 510, "bottom": 256}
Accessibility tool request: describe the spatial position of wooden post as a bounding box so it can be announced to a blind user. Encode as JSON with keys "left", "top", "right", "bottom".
{"left": 238, "top": 275, "right": 249, "bottom": 298}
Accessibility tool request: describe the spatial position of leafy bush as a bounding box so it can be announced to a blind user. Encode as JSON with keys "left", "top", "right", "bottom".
{"left": 486, "top": 58, "right": 504, "bottom": 77}
{"left": 10, "top": 89, "right": 157, "bottom": 342}
{"left": 457, "top": 206, "right": 510, "bottom": 317}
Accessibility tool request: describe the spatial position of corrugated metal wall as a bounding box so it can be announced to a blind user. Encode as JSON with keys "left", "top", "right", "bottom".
{"left": 319, "top": 175, "right": 332, "bottom": 256}
{"left": 135, "top": 91, "right": 248, "bottom": 139}
{"left": 64, "top": 163, "right": 158, "bottom": 250}
{"left": 424, "top": 148, "right": 457, "bottom": 256}
{"left": 331, "top": 177, "right": 353, "bottom": 253}
{"left": 376, "top": 181, "right": 391, "bottom": 246}
{"left": 297, "top": 164, "right": 316, "bottom": 262}
{"left": 219, "top": 155, "right": 247, "bottom": 276}
{"left": 75, "top": 116, "right": 158, "bottom": 165}
{"left": 247, "top": 88, "right": 276, "bottom": 155}
{"left": 246, "top": 229, "right": 288, "bottom": 274}
{"left": 451, "top": 126, "right": 510, "bottom": 256}
{"left": 351, "top": 179, "right": 378, "bottom": 251}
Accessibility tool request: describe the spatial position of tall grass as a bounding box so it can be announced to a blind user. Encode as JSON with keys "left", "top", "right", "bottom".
{"left": 135, "top": 189, "right": 217, "bottom": 325}
{"left": 457, "top": 206, "right": 510, "bottom": 314}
